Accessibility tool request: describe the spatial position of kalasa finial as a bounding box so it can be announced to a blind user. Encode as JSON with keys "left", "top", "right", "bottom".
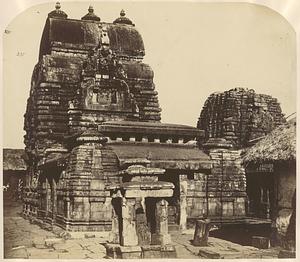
{"left": 81, "top": 5, "right": 101, "bottom": 21}
{"left": 88, "top": 5, "right": 94, "bottom": 13}
{"left": 48, "top": 1, "right": 68, "bottom": 19}
{"left": 113, "top": 9, "right": 134, "bottom": 26}
{"left": 55, "top": 2, "right": 61, "bottom": 10}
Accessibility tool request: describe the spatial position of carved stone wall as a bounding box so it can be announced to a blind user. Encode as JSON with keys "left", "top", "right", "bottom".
{"left": 197, "top": 88, "right": 285, "bottom": 148}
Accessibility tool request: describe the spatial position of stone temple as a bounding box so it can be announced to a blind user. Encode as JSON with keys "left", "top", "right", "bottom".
{"left": 22, "top": 3, "right": 283, "bottom": 258}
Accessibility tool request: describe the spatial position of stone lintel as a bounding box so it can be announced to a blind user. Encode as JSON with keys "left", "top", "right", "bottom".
{"left": 125, "top": 188, "right": 174, "bottom": 198}
{"left": 121, "top": 158, "right": 151, "bottom": 166}
{"left": 151, "top": 160, "right": 212, "bottom": 170}
{"left": 120, "top": 165, "right": 165, "bottom": 176}
{"left": 122, "top": 181, "right": 174, "bottom": 190}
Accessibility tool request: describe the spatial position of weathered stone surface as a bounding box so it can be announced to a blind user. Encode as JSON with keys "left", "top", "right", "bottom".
{"left": 160, "top": 244, "right": 177, "bottom": 258}
{"left": 252, "top": 236, "right": 270, "bottom": 249}
{"left": 104, "top": 243, "right": 119, "bottom": 258}
{"left": 278, "top": 249, "right": 296, "bottom": 258}
{"left": 192, "top": 219, "right": 211, "bottom": 246}
{"left": 198, "top": 88, "right": 285, "bottom": 148}
{"left": 141, "top": 245, "right": 161, "bottom": 258}
{"left": 152, "top": 199, "right": 171, "bottom": 245}
{"left": 121, "top": 198, "right": 138, "bottom": 246}
{"left": 116, "top": 245, "right": 142, "bottom": 259}
{"left": 7, "top": 246, "right": 28, "bottom": 259}
{"left": 179, "top": 176, "right": 188, "bottom": 230}
{"left": 198, "top": 248, "right": 221, "bottom": 259}
{"left": 45, "top": 238, "right": 65, "bottom": 247}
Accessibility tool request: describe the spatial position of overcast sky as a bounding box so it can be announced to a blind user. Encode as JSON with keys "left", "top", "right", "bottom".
{"left": 3, "top": 2, "right": 296, "bottom": 149}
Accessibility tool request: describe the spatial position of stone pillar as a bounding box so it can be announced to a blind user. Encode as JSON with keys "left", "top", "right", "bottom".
{"left": 135, "top": 198, "right": 151, "bottom": 246}
{"left": 109, "top": 198, "right": 120, "bottom": 244}
{"left": 63, "top": 196, "right": 70, "bottom": 231}
{"left": 179, "top": 175, "right": 188, "bottom": 231}
{"left": 152, "top": 199, "right": 171, "bottom": 245}
{"left": 52, "top": 178, "right": 57, "bottom": 222}
{"left": 45, "top": 178, "right": 50, "bottom": 217}
{"left": 121, "top": 198, "right": 138, "bottom": 246}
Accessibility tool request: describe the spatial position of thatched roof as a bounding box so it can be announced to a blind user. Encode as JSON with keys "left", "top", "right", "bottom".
{"left": 3, "top": 149, "right": 27, "bottom": 171}
{"left": 242, "top": 121, "right": 296, "bottom": 164}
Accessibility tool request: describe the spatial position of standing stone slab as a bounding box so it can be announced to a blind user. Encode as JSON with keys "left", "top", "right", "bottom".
{"left": 192, "top": 219, "right": 211, "bottom": 246}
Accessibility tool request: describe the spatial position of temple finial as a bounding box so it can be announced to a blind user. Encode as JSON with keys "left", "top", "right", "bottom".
{"left": 88, "top": 5, "right": 94, "bottom": 13}
{"left": 48, "top": 1, "right": 68, "bottom": 19}
{"left": 120, "top": 9, "right": 125, "bottom": 17}
{"left": 55, "top": 2, "right": 61, "bottom": 10}
{"left": 81, "top": 5, "right": 101, "bottom": 22}
{"left": 113, "top": 9, "right": 134, "bottom": 26}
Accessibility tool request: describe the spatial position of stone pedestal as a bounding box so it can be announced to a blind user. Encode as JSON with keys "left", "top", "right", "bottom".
{"left": 192, "top": 219, "right": 211, "bottom": 246}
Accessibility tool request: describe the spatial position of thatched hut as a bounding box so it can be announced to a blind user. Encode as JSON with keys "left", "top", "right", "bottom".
{"left": 242, "top": 119, "right": 296, "bottom": 252}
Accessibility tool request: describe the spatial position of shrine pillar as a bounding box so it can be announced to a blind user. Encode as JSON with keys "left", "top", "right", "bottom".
{"left": 121, "top": 198, "right": 138, "bottom": 246}
{"left": 152, "top": 199, "right": 171, "bottom": 245}
{"left": 179, "top": 174, "right": 188, "bottom": 231}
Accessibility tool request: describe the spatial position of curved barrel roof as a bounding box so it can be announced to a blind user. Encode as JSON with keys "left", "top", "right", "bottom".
{"left": 39, "top": 17, "right": 145, "bottom": 59}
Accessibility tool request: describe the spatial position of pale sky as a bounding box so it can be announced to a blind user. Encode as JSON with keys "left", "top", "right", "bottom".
{"left": 3, "top": 2, "right": 297, "bottom": 149}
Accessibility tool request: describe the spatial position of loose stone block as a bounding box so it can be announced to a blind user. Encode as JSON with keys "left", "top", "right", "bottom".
{"left": 45, "top": 238, "right": 64, "bottom": 247}
{"left": 116, "top": 246, "right": 142, "bottom": 259}
{"left": 198, "top": 248, "right": 221, "bottom": 259}
{"left": 84, "top": 233, "right": 95, "bottom": 238}
{"left": 104, "top": 243, "right": 119, "bottom": 259}
{"left": 192, "top": 219, "right": 211, "bottom": 246}
{"left": 141, "top": 245, "right": 161, "bottom": 258}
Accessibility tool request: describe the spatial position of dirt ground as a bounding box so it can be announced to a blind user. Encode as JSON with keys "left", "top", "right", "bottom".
{"left": 3, "top": 200, "right": 280, "bottom": 259}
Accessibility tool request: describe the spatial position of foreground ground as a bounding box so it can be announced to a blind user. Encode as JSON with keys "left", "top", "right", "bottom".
{"left": 4, "top": 201, "right": 280, "bottom": 259}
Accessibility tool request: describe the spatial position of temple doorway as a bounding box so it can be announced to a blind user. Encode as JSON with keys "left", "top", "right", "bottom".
{"left": 246, "top": 172, "right": 275, "bottom": 219}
